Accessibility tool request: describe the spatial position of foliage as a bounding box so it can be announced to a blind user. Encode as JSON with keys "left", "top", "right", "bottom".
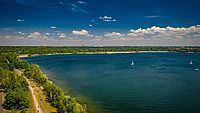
{"left": 0, "top": 53, "right": 30, "bottom": 111}
{"left": 4, "top": 88, "right": 29, "bottom": 110}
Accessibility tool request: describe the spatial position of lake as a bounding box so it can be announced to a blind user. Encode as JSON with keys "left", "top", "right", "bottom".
{"left": 22, "top": 52, "right": 200, "bottom": 113}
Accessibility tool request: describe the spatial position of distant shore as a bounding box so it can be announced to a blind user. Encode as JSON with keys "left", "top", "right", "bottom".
{"left": 18, "top": 51, "right": 170, "bottom": 58}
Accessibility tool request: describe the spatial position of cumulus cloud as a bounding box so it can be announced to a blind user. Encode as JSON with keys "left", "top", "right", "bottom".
{"left": 58, "top": 33, "right": 67, "bottom": 38}
{"left": 104, "top": 32, "right": 124, "bottom": 37}
{"left": 28, "top": 32, "right": 42, "bottom": 39}
{"left": 45, "top": 32, "right": 50, "bottom": 35}
{"left": 72, "top": 30, "right": 93, "bottom": 36}
{"left": 127, "top": 25, "right": 200, "bottom": 40}
{"left": 99, "top": 16, "right": 117, "bottom": 22}
{"left": 16, "top": 31, "right": 25, "bottom": 35}
{"left": 42, "top": 32, "right": 51, "bottom": 39}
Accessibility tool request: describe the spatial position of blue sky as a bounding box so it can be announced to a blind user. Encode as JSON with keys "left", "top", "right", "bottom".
{"left": 0, "top": 0, "right": 200, "bottom": 46}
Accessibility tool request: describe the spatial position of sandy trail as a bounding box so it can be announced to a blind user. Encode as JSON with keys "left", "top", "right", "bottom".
{"left": 28, "top": 81, "right": 43, "bottom": 113}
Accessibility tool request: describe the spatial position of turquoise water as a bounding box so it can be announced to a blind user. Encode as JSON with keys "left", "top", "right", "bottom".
{"left": 22, "top": 52, "right": 200, "bottom": 113}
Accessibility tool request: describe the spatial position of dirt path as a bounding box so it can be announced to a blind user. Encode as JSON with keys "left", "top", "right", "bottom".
{"left": 28, "top": 81, "right": 43, "bottom": 113}
{"left": 0, "top": 91, "right": 4, "bottom": 113}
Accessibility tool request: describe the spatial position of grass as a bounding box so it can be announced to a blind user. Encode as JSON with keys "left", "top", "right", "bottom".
{"left": 29, "top": 80, "right": 57, "bottom": 113}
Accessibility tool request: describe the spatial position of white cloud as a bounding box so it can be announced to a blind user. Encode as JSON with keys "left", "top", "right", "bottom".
{"left": 77, "top": 1, "right": 87, "bottom": 4}
{"left": 43, "top": 36, "right": 48, "bottom": 39}
{"left": 100, "top": 16, "right": 112, "bottom": 19}
{"left": 51, "top": 26, "right": 56, "bottom": 29}
{"left": 104, "top": 32, "right": 124, "bottom": 37}
{"left": 58, "top": 33, "right": 67, "bottom": 38}
{"left": 45, "top": 33, "right": 50, "bottom": 35}
{"left": 72, "top": 30, "right": 93, "bottom": 36}
{"left": 28, "top": 32, "right": 42, "bottom": 39}
{"left": 89, "top": 24, "right": 93, "bottom": 27}
{"left": 145, "top": 15, "right": 161, "bottom": 18}
{"left": 17, "top": 19, "right": 24, "bottom": 22}
{"left": 99, "top": 16, "right": 117, "bottom": 22}
{"left": 42, "top": 32, "right": 52, "bottom": 39}
{"left": 127, "top": 25, "right": 200, "bottom": 40}
{"left": 16, "top": 31, "right": 25, "bottom": 35}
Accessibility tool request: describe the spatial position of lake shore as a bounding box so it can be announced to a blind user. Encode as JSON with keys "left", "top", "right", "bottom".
{"left": 18, "top": 51, "right": 170, "bottom": 58}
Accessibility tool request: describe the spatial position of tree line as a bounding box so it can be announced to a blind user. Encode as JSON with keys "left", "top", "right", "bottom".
{"left": 0, "top": 46, "right": 200, "bottom": 55}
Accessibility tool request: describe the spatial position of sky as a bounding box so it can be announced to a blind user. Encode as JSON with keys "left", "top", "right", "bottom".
{"left": 0, "top": 0, "right": 200, "bottom": 46}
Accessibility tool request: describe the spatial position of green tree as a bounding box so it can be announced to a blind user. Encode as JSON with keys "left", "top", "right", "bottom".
{"left": 4, "top": 88, "right": 29, "bottom": 110}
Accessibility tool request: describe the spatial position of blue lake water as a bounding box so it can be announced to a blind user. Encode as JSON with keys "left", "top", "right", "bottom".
{"left": 22, "top": 52, "right": 200, "bottom": 113}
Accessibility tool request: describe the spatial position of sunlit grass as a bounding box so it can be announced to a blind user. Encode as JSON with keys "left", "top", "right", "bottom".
{"left": 29, "top": 80, "right": 57, "bottom": 113}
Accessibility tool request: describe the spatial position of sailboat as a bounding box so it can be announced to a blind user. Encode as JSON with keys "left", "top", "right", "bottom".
{"left": 131, "top": 61, "right": 134, "bottom": 66}
{"left": 190, "top": 60, "right": 193, "bottom": 65}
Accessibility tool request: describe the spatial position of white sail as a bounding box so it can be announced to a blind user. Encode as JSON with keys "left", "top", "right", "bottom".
{"left": 131, "top": 61, "right": 134, "bottom": 66}
{"left": 190, "top": 60, "right": 193, "bottom": 64}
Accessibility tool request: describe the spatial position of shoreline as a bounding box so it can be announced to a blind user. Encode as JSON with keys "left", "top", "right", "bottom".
{"left": 18, "top": 51, "right": 170, "bottom": 58}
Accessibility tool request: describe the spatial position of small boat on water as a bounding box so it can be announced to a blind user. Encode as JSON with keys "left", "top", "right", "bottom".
{"left": 131, "top": 61, "right": 134, "bottom": 66}
{"left": 190, "top": 60, "right": 193, "bottom": 65}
